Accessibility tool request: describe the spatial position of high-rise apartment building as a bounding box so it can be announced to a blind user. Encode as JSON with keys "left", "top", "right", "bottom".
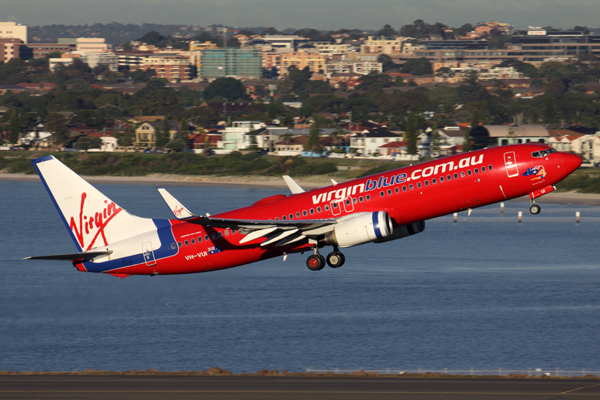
{"left": 200, "top": 49, "right": 261, "bottom": 78}
{"left": 0, "top": 21, "right": 27, "bottom": 43}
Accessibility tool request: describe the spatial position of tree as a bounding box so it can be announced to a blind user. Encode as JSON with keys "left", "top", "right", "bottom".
{"left": 405, "top": 113, "right": 418, "bottom": 155}
{"left": 45, "top": 113, "right": 70, "bottom": 146}
{"left": 377, "top": 54, "right": 397, "bottom": 72}
{"left": 462, "top": 129, "right": 472, "bottom": 152}
{"left": 267, "top": 96, "right": 276, "bottom": 120}
{"left": 544, "top": 95, "right": 556, "bottom": 124}
{"left": 139, "top": 31, "right": 165, "bottom": 45}
{"left": 8, "top": 112, "right": 20, "bottom": 144}
{"left": 430, "top": 122, "right": 441, "bottom": 157}
{"left": 155, "top": 123, "right": 168, "bottom": 148}
{"left": 161, "top": 117, "right": 171, "bottom": 141}
{"left": 203, "top": 77, "right": 249, "bottom": 102}
{"left": 378, "top": 24, "right": 396, "bottom": 37}
{"left": 305, "top": 113, "right": 323, "bottom": 154}
{"left": 401, "top": 58, "right": 433, "bottom": 76}
{"left": 262, "top": 27, "right": 279, "bottom": 35}
{"left": 75, "top": 135, "right": 102, "bottom": 151}
{"left": 247, "top": 129, "right": 259, "bottom": 150}
{"left": 179, "top": 116, "right": 189, "bottom": 141}
{"left": 165, "top": 139, "right": 186, "bottom": 152}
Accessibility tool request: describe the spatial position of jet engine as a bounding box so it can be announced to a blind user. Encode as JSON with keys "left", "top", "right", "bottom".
{"left": 374, "top": 220, "right": 425, "bottom": 244}
{"left": 325, "top": 211, "right": 394, "bottom": 248}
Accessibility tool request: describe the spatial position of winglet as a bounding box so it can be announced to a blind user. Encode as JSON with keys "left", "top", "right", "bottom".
{"left": 157, "top": 188, "right": 196, "bottom": 219}
{"left": 282, "top": 175, "right": 305, "bottom": 194}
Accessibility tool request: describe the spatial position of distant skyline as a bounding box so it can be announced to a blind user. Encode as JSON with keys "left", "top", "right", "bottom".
{"left": 3, "top": 0, "right": 600, "bottom": 31}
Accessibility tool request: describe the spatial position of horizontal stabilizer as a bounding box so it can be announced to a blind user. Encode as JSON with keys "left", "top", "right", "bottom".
{"left": 157, "top": 188, "right": 196, "bottom": 219}
{"left": 24, "top": 251, "right": 112, "bottom": 261}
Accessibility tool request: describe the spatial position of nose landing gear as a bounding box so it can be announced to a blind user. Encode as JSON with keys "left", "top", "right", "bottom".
{"left": 306, "top": 246, "right": 345, "bottom": 271}
{"left": 530, "top": 204, "right": 541, "bottom": 215}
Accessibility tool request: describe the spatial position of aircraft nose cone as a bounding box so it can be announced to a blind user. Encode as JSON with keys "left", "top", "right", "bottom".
{"left": 562, "top": 153, "right": 582, "bottom": 173}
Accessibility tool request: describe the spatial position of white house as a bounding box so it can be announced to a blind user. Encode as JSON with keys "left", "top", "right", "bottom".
{"left": 350, "top": 128, "right": 404, "bottom": 156}
{"left": 218, "top": 121, "right": 266, "bottom": 150}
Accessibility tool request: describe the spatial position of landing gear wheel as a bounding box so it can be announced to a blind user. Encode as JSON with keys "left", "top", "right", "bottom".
{"left": 327, "top": 251, "right": 345, "bottom": 268}
{"left": 530, "top": 204, "right": 541, "bottom": 215}
{"left": 306, "top": 254, "right": 326, "bottom": 271}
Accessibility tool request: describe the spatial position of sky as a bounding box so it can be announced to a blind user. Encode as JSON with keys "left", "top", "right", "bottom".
{"left": 3, "top": 0, "right": 600, "bottom": 31}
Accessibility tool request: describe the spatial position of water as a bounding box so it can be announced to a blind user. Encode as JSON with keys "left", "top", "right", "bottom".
{"left": 1, "top": 180, "right": 599, "bottom": 373}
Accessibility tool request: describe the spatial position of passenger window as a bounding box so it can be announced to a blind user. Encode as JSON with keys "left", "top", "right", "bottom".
{"left": 447, "top": 175, "right": 451, "bottom": 180}
{"left": 439, "top": 177, "right": 444, "bottom": 182}
{"left": 225, "top": 230, "right": 229, "bottom": 236}
{"left": 325, "top": 205, "right": 330, "bottom": 211}
{"left": 191, "top": 239, "right": 195, "bottom": 244}
{"left": 289, "top": 214, "right": 293, "bottom": 220}
{"left": 198, "top": 236, "right": 202, "bottom": 242}
{"left": 232, "top": 230, "right": 236, "bottom": 234}
{"left": 474, "top": 168, "right": 479, "bottom": 174}
{"left": 210, "top": 233, "right": 216, "bottom": 239}
{"left": 467, "top": 170, "right": 472, "bottom": 176}
{"left": 417, "top": 182, "right": 422, "bottom": 188}
{"left": 275, "top": 217, "right": 279, "bottom": 220}
{"left": 317, "top": 207, "right": 322, "bottom": 212}
{"left": 433, "top": 178, "right": 437, "bottom": 184}
{"left": 425, "top": 180, "right": 429, "bottom": 186}
{"left": 409, "top": 184, "right": 414, "bottom": 190}
{"left": 488, "top": 164, "right": 493, "bottom": 170}
{"left": 359, "top": 196, "right": 364, "bottom": 202}
{"left": 461, "top": 171, "right": 465, "bottom": 177}
{"left": 380, "top": 191, "right": 384, "bottom": 197}
{"left": 171, "top": 243, "right": 176, "bottom": 249}
{"left": 282, "top": 215, "right": 287, "bottom": 220}
{"left": 296, "top": 212, "right": 300, "bottom": 218}
{"left": 204, "top": 235, "right": 209, "bottom": 241}
{"left": 366, "top": 195, "right": 371, "bottom": 200}
{"left": 345, "top": 199, "right": 350, "bottom": 205}
{"left": 333, "top": 203, "right": 338, "bottom": 209}
{"left": 184, "top": 240, "right": 189, "bottom": 246}
{"left": 352, "top": 198, "right": 357, "bottom": 204}
{"left": 402, "top": 186, "right": 407, "bottom": 191}
{"left": 310, "top": 209, "right": 315, "bottom": 214}
{"left": 395, "top": 187, "right": 399, "bottom": 193}
{"left": 303, "top": 210, "right": 308, "bottom": 216}
{"left": 454, "top": 173, "right": 458, "bottom": 179}
{"left": 178, "top": 241, "right": 182, "bottom": 247}
{"left": 481, "top": 166, "right": 486, "bottom": 172}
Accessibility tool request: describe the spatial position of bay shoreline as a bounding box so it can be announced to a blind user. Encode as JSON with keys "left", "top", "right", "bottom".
{"left": 2, "top": 173, "right": 600, "bottom": 206}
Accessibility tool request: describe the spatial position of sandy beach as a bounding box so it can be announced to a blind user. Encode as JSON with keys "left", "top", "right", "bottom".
{"left": 2, "top": 172, "right": 600, "bottom": 206}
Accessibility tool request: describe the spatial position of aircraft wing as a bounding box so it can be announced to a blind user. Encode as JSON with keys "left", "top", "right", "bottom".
{"left": 157, "top": 188, "right": 343, "bottom": 247}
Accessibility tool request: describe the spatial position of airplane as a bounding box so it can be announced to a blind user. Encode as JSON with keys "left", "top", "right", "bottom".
{"left": 25, "top": 144, "right": 581, "bottom": 278}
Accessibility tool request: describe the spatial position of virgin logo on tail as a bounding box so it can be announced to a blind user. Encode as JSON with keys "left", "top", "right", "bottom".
{"left": 69, "top": 193, "right": 122, "bottom": 251}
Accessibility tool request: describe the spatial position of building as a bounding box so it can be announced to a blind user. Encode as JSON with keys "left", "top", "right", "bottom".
{"left": 350, "top": 128, "right": 404, "bottom": 155}
{"left": 360, "top": 36, "right": 405, "bottom": 54}
{"left": 134, "top": 121, "right": 180, "bottom": 147}
{"left": 19, "top": 43, "right": 75, "bottom": 59}
{"left": 57, "top": 38, "right": 111, "bottom": 53}
{"left": 79, "top": 52, "right": 118, "bottom": 71}
{"left": 217, "top": 121, "right": 265, "bottom": 150}
{"left": 280, "top": 52, "right": 326, "bottom": 75}
{"left": 259, "top": 35, "right": 309, "bottom": 51}
{"left": 189, "top": 40, "right": 218, "bottom": 70}
{"left": 114, "top": 50, "right": 154, "bottom": 69}
{"left": 142, "top": 54, "right": 191, "bottom": 82}
{"left": 324, "top": 60, "right": 382, "bottom": 76}
{"left": 200, "top": 49, "right": 261, "bottom": 78}
{"left": 0, "top": 21, "right": 27, "bottom": 43}
{"left": 470, "top": 125, "right": 550, "bottom": 148}
{"left": 0, "top": 38, "right": 22, "bottom": 63}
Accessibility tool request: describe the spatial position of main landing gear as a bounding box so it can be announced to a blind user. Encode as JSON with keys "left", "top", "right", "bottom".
{"left": 306, "top": 246, "right": 345, "bottom": 271}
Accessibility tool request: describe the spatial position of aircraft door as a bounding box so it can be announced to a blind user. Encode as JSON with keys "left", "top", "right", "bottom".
{"left": 330, "top": 199, "right": 342, "bottom": 216}
{"left": 504, "top": 151, "right": 519, "bottom": 177}
{"left": 142, "top": 242, "right": 157, "bottom": 267}
{"left": 343, "top": 196, "right": 355, "bottom": 213}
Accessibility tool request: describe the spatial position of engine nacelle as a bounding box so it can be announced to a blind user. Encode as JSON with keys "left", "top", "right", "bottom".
{"left": 374, "top": 220, "right": 425, "bottom": 244}
{"left": 325, "top": 211, "right": 393, "bottom": 248}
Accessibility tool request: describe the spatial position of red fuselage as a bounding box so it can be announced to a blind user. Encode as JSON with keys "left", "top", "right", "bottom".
{"left": 92, "top": 144, "right": 581, "bottom": 276}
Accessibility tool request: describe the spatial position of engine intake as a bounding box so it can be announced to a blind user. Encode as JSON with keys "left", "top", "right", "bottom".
{"left": 325, "top": 211, "right": 393, "bottom": 248}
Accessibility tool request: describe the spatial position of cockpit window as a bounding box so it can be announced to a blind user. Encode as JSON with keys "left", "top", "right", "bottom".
{"left": 532, "top": 148, "right": 557, "bottom": 158}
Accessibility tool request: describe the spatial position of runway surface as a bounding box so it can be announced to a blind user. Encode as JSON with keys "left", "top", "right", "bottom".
{"left": 2, "top": 375, "right": 600, "bottom": 399}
